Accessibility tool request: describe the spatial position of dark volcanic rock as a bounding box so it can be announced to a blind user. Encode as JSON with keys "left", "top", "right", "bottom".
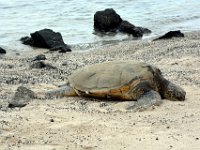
{"left": 94, "top": 8, "right": 151, "bottom": 38}
{"left": 21, "top": 29, "right": 71, "bottom": 52}
{"left": 94, "top": 8, "right": 122, "bottom": 32}
{"left": 20, "top": 36, "right": 34, "bottom": 46}
{"left": 118, "top": 20, "right": 151, "bottom": 37}
{"left": 30, "top": 61, "right": 57, "bottom": 69}
{"left": 31, "top": 54, "right": 46, "bottom": 61}
{"left": 154, "top": 30, "right": 184, "bottom": 41}
{"left": 49, "top": 45, "right": 71, "bottom": 53}
{"left": 31, "top": 29, "right": 71, "bottom": 52}
{"left": 0, "top": 47, "right": 6, "bottom": 54}
{"left": 8, "top": 86, "right": 36, "bottom": 108}
{"left": 30, "top": 61, "right": 46, "bottom": 69}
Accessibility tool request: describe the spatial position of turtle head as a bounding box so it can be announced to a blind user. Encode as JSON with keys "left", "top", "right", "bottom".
{"left": 163, "top": 81, "right": 186, "bottom": 101}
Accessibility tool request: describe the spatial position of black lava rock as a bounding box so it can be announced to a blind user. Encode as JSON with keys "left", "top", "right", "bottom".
{"left": 0, "top": 47, "right": 6, "bottom": 54}
{"left": 154, "top": 30, "right": 184, "bottom": 41}
{"left": 94, "top": 8, "right": 151, "bottom": 38}
{"left": 119, "top": 20, "right": 151, "bottom": 37}
{"left": 30, "top": 61, "right": 57, "bottom": 69}
{"left": 50, "top": 45, "right": 71, "bottom": 53}
{"left": 20, "top": 36, "right": 34, "bottom": 46}
{"left": 31, "top": 54, "right": 46, "bottom": 61}
{"left": 30, "top": 61, "right": 46, "bottom": 69}
{"left": 8, "top": 86, "right": 36, "bottom": 108}
{"left": 20, "top": 29, "right": 71, "bottom": 52}
{"left": 94, "top": 8, "right": 122, "bottom": 32}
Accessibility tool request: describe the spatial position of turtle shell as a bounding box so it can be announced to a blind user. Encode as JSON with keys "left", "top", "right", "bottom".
{"left": 68, "top": 61, "right": 161, "bottom": 100}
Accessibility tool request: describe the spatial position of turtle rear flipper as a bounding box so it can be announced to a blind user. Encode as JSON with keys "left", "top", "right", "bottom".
{"left": 126, "top": 90, "right": 162, "bottom": 111}
{"left": 45, "top": 85, "right": 77, "bottom": 99}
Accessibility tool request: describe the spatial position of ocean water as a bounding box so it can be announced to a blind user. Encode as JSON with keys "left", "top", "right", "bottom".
{"left": 0, "top": 0, "right": 200, "bottom": 52}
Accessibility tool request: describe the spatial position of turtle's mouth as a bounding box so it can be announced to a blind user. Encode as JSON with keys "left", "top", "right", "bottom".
{"left": 173, "top": 91, "right": 186, "bottom": 101}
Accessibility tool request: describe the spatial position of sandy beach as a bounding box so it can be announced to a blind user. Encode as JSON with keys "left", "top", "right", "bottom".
{"left": 0, "top": 31, "right": 200, "bottom": 150}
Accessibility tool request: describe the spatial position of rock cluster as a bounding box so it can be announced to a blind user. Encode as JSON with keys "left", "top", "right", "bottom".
{"left": 94, "top": 8, "right": 151, "bottom": 37}
{"left": 17, "top": 8, "right": 184, "bottom": 54}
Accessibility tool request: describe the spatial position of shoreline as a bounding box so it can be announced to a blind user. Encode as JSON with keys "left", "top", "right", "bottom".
{"left": 0, "top": 31, "right": 200, "bottom": 149}
{"left": 1, "top": 29, "right": 199, "bottom": 55}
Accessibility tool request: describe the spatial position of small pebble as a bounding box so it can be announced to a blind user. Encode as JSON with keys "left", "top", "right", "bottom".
{"left": 50, "top": 119, "right": 54, "bottom": 122}
{"left": 99, "top": 102, "right": 108, "bottom": 107}
{"left": 156, "top": 137, "right": 159, "bottom": 140}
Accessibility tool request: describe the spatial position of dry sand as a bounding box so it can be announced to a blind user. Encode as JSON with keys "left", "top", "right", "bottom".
{"left": 0, "top": 32, "right": 200, "bottom": 150}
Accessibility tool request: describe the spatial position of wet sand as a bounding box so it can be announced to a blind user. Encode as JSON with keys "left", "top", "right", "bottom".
{"left": 0, "top": 31, "right": 200, "bottom": 149}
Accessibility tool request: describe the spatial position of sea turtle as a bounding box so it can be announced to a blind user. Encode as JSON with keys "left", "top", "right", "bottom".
{"left": 42, "top": 60, "right": 186, "bottom": 110}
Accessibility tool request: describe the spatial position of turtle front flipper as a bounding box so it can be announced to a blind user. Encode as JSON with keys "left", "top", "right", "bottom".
{"left": 45, "top": 85, "right": 77, "bottom": 99}
{"left": 126, "top": 90, "right": 162, "bottom": 111}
